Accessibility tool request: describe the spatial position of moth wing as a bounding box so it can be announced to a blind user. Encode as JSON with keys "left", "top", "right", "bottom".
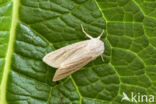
{"left": 53, "top": 55, "right": 93, "bottom": 81}
{"left": 43, "top": 41, "right": 88, "bottom": 68}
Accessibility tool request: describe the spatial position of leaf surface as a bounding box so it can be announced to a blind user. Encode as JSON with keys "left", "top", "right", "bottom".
{"left": 0, "top": 0, "right": 156, "bottom": 104}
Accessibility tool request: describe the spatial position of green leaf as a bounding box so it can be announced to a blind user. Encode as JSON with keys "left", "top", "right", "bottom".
{"left": 0, "top": 0, "right": 156, "bottom": 104}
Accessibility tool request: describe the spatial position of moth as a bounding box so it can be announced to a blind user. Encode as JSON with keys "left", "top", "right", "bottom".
{"left": 43, "top": 25, "right": 105, "bottom": 81}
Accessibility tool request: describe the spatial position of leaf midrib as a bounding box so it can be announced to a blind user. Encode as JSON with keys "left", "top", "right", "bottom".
{"left": 0, "top": 0, "right": 19, "bottom": 103}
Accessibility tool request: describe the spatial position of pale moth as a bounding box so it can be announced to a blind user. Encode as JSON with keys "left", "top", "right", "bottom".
{"left": 43, "top": 25, "right": 105, "bottom": 81}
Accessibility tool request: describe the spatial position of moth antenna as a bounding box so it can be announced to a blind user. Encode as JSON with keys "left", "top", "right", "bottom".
{"left": 81, "top": 24, "right": 93, "bottom": 39}
{"left": 97, "top": 29, "right": 104, "bottom": 39}
{"left": 101, "top": 55, "right": 104, "bottom": 62}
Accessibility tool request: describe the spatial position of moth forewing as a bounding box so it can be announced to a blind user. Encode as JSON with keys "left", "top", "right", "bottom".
{"left": 42, "top": 41, "right": 88, "bottom": 68}
{"left": 53, "top": 56, "right": 93, "bottom": 81}
{"left": 43, "top": 25, "right": 105, "bottom": 81}
{"left": 43, "top": 49, "right": 65, "bottom": 68}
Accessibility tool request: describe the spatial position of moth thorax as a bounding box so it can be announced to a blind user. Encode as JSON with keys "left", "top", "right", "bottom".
{"left": 87, "top": 38, "right": 104, "bottom": 56}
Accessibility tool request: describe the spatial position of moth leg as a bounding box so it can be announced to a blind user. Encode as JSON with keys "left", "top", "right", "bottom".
{"left": 97, "top": 29, "right": 104, "bottom": 39}
{"left": 101, "top": 55, "right": 104, "bottom": 62}
{"left": 81, "top": 24, "right": 93, "bottom": 39}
